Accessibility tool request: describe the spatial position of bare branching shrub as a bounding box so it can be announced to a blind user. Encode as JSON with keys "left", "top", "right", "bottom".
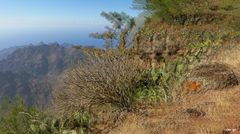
{"left": 53, "top": 51, "right": 142, "bottom": 115}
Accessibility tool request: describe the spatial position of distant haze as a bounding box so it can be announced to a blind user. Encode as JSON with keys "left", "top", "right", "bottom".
{"left": 0, "top": 0, "right": 139, "bottom": 49}
{"left": 0, "top": 27, "right": 105, "bottom": 49}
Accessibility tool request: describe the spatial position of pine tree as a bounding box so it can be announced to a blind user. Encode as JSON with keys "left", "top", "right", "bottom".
{"left": 90, "top": 12, "right": 135, "bottom": 49}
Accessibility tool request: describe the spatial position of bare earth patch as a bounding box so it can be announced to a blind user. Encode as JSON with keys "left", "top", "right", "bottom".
{"left": 110, "top": 86, "right": 240, "bottom": 134}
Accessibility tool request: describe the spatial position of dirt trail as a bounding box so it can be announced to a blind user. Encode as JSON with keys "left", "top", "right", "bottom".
{"left": 109, "top": 43, "right": 240, "bottom": 134}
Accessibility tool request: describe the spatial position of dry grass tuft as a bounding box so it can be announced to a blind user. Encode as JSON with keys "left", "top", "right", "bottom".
{"left": 206, "top": 41, "right": 240, "bottom": 73}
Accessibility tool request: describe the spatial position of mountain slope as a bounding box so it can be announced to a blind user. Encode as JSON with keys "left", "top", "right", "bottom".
{"left": 0, "top": 46, "right": 20, "bottom": 60}
{"left": 109, "top": 42, "right": 240, "bottom": 134}
{"left": 0, "top": 43, "right": 84, "bottom": 108}
{"left": 0, "top": 43, "right": 83, "bottom": 76}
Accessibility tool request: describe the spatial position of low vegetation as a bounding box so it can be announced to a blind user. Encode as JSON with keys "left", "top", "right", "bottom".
{"left": 135, "top": 39, "right": 214, "bottom": 103}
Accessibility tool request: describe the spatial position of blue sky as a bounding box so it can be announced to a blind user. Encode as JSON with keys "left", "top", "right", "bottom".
{"left": 0, "top": 0, "right": 139, "bottom": 49}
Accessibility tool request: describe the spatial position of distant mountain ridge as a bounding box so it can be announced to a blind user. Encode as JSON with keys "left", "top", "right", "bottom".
{"left": 0, "top": 43, "right": 84, "bottom": 108}
{"left": 0, "top": 46, "right": 20, "bottom": 60}
{"left": 0, "top": 42, "right": 75, "bottom": 61}
{"left": 0, "top": 43, "right": 82, "bottom": 76}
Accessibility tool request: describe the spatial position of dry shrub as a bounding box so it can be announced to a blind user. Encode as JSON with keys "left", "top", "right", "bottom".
{"left": 182, "top": 63, "right": 239, "bottom": 93}
{"left": 53, "top": 51, "right": 142, "bottom": 115}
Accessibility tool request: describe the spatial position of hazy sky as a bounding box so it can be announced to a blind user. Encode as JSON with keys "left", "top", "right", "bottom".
{"left": 0, "top": 0, "right": 139, "bottom": 49}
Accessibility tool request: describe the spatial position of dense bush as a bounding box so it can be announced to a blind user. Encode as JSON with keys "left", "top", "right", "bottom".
{"left": 132, "top": 0, "right": 240, "bottom": 26}
{"left": 133, "top": 0, "right": 185, "bottom": 21}
{"left": 0, "top": 98, "right": 52, "bottom": 134}
{"left": 0, "top": 98, "right": 96, "bottom": 134}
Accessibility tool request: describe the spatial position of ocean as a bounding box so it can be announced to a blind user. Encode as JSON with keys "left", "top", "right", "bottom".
{"left": 0, "top": 27, "right": 105, "bottom": 49}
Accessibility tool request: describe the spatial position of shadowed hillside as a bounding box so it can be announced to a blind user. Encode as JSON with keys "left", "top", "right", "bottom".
{"left": 0, "top": 46, "right": 20, "bottom": 60}
{"left": 0, "top": 43, "right": 84, "bottom": 108}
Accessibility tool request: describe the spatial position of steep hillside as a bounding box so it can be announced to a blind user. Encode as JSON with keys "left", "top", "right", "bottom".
{"left": 0, "top": 46, "right": 19, "bottom": 60}
{"left": 0, "top": 43, "right": 84, "bottom": 108}
{"left": 107, "top": 3, "right": 240, "bottom": 133}
{"left": 0, "top": 43, "right": 83, "bottom": 77}
{"left": 110, "top": 41, "right": 240, "bottom": 134}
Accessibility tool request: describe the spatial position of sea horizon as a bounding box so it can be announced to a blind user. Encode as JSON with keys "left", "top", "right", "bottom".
{"left": 0, "top": 27, "right": 106, "bottom": 50}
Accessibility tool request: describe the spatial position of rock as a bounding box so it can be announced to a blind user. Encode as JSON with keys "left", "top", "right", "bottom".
{"left": 166, "top": 36, "right": 180, "bottom": 56}
{"left": 222, "top": 129, "right": 239, "bottom": 134}
{"left": 185, "top": 108, "right": 206, "bottom": 118}
{"left": 185, "top": 63, "right": 239, "bottom": 92}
